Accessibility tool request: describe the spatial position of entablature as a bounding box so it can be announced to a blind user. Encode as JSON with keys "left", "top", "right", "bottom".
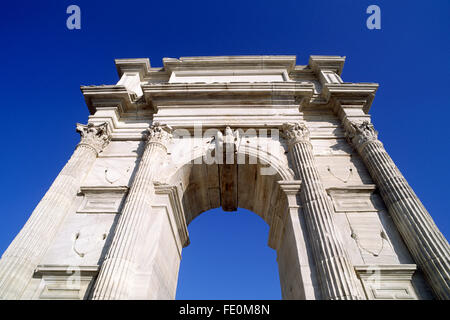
{"left": 81, "top": 55, "right": 381, "bottom": 130}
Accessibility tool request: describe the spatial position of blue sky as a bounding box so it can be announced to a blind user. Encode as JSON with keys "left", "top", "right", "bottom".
{"left": 0, "top": 0, "right": 449, "bottom": 299}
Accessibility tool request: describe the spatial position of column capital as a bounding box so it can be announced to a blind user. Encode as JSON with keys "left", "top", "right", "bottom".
{"left": 145, "top": 122, "right": 173, "bottom": 149}
{"left": 76, "top": 122, "right": 111, "bottom": 154}
{"left": 281, "top": 122, "right": 311, "bottom": 148}
{"left": 346, "top": 120, "right": 381, "bottom": 151}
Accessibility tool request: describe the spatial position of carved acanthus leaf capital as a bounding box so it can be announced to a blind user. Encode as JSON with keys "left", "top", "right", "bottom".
{"left": 346, "top": 120, "right": 379, "bottom": 148}
{"left": 145, "top": 122, "right": 173, "bottom": 147}
{"left": 76, "top": 122, "right": 111, "bottom": 153}
{"left": 282, "top": 122, "right": 311, "bottom": 146}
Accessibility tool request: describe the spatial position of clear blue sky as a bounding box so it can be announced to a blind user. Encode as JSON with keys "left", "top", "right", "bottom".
{"left": 0, "top": 0, "right": 449, "bottom": 299}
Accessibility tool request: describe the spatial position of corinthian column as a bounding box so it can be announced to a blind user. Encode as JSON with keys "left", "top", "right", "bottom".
{"left": 346, "top": 120, "right": 450, "bottom": 299}
{"left": 0, "top": 122, "right": 110, "bottom": 299}
{"left": 282, "top": 123, "right": 362, "bottom": 300}
{"left": 92, "top": 122, "right": 172, "bottom": 300}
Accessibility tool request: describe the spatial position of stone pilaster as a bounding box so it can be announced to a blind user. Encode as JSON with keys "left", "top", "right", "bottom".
{"left": 0, "top": 122, "right": 110, "bottom": 299}
{"left": 282, "top": 122, "right": 362, "bottom": 300}
{"left": 346, "top": 120, "right": 450, "bottom": 299}
{"left": 92, "top": 122, "right": 172, "bottom": 300}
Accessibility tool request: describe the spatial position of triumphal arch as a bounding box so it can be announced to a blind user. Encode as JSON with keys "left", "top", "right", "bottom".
{"left": 0, "top": 55, "right": 448, "bottom": 300}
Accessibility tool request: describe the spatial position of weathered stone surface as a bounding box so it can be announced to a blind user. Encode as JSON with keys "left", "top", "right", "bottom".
{"left": 0, "top": 55, "right": 447, "bottom": 300}
{"left": 345, "top": 120, "right": 450, "bottom": 299}
{"left": 0, "top": 122, "right": 111, "bottom": 299}
{"left": 282, "top": 122, "right": 362, "bottom": 300}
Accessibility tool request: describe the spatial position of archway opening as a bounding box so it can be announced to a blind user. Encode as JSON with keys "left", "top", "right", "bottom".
{"left": 175, "top": 207, "right": 281, "bottom": 299}
{"left": 160, "top": 150, "right": 311, "bottom": 300}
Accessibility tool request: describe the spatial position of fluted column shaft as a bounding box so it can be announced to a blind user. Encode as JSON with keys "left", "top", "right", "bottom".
{"left": 0, "top": 123, "right": 110, "bottom": 299}
{"left": 348, "top": 121, "right": 450, "bottom": 299}
{"left": 283, "top": 123, "right": 361, "bottom": 300}
{"left": 92, "top": 123, "right": 171, "bottom": 300}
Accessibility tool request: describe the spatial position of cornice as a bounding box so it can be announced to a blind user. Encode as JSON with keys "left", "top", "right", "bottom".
{"left": 326, "top": 184, "right": 377, "bottom": 193}
{"left": 34, "top": 264, "right": 100, "bottom": 277}
{"left": 324, "top": 83, "right": 379, "bottom": 96}
{"left": 81, "top": 85, "right": 131, "bottom": 114}
{"left": 82, "top": 56, "right": 381, "bottom": 117}
{"left": 81, "top": 84, "right": 129, "bottom": 95}
{"left": 142, "top": 82, "right": 314, "bottom": 98}
{"left": 81, "top": 85, "right": 156, "bottom": 114}
{"left": 324, "top": 83, "right": 379, "bottom": 113}
{"left": 277, "top": 180, "right": 302, "bottom": 195}
{"left": 309, "top": 55, "right": 346, "bottom": 75}
{"left": 79, "top": 186, "right": 129, "bottom": 194}
{"left": 354, "top": 264, "right": 417, "bottom": 280}
{"left": 115, "top": 58, "right": 151, "bottom": 80}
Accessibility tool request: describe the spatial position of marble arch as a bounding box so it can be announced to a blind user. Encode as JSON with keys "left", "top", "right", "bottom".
{"left": 0, "top": 55, "right": 448, "bottom": 300}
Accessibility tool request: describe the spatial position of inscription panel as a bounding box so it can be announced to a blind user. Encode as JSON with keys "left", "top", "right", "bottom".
{"left": 77, "top": 186, "right": 128, "bottom": 214}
